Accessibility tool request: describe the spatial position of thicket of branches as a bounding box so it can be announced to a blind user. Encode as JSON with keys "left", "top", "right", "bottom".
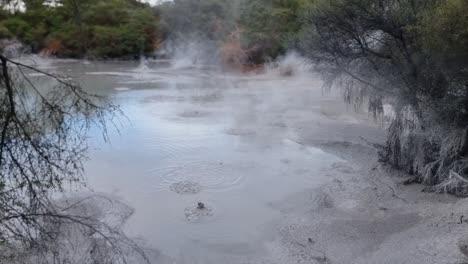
{"left": 295, "top": 0, "right": 468, "bottom": 195}
{"left": 0, "top": 54, "right": 147, "bottom": 263}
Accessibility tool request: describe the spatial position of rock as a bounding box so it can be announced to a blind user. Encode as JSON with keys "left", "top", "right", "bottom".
{"left": 401, "top": 177, "right": 419, "bottom": 186}
{"left": 458, "top": 238, "right": 468, "bottom": 258}
{"left": 197, "top": 202, "right": 205, "bottom": 210}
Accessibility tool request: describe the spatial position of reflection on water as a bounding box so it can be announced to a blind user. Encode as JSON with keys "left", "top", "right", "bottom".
{"left": 30, "top": 58, "right": 344, "bottom": 262}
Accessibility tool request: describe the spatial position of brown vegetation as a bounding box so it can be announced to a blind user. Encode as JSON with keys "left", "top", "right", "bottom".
{"left": 40, "top": 39, "right": 64, "bottom": 56}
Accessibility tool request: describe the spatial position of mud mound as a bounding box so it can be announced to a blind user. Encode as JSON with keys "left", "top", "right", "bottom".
{"left": 184, "top": 203, "right": 214, "bottom": 222}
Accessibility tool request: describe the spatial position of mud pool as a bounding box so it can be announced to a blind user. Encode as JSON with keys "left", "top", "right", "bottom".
{"left": 23, "top": 56, "right": 468, "bottom": 264}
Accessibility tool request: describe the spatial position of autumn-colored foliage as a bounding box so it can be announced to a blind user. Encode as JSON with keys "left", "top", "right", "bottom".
{"left": 41, "top": 39, "right": 63, "bottom": 56}
{"left": 221, "top": 27, "right": 248, "bottom": 68}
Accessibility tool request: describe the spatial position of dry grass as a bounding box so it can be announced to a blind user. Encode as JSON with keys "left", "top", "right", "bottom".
{"left": 381, "top": 115, "right": 468, "bottom": 196}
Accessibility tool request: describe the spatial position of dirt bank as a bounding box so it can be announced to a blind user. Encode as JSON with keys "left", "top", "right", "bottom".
{"left": 265, "top": 106, "right": 468, "bottom": 264}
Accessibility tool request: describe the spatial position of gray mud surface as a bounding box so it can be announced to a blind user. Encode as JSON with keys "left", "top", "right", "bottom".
{"left": 26, "top": 57, "right": 468, "bottom": 264}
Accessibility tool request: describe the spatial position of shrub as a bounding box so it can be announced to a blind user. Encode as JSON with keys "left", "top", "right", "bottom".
{"left": 90, "top": 25, "right": 144, "bottom": 58}
{"left": 3, "top": 18, "right": 31, "bottom": 39}
{"left": 0, "top": 24, "right": 13, "bottom": 39}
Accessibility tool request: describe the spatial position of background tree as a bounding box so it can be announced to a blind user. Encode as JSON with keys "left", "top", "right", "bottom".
{"left": 238, "top": 0, "right": 315, "bottom": 63}
{"left": 0, "top": 0, "right": 162, "bottom": 58}
{"left": 158, "top": 0, "right": 236, "bottom": 41}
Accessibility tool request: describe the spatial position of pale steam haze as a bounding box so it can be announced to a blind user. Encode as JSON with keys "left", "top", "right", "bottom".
{"left": 143, "top": 0, "right": 171, "bottom": 5}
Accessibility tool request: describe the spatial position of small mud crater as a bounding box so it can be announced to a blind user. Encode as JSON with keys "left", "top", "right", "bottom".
{"left": 170, "top": 181, "right": 202, "bottom": 195}
{"left": 184, "top": 203, "right": 214, "bottom": 222}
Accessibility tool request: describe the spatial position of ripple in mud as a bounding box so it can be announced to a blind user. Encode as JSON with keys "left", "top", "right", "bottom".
{"left": 190, "top": 93, "right": 223, "bottom": 103}
{"left": 143, "top": 95, "right": 185, "bottom": 103}
{"left": 150, "top": 162, "right": 244, "bottom": 191}
{"left": 225, "top": 128, "right": 256, "bottom": 136}
{"left": 331, "top": 162, "right": 356, "bottom": 174}
{"left": 170, "top": 181, "right": 202, "bottom": 195}
{"left": 114, "top": 87, "right": 130, "bottom": 91}
{"left": 184, "top": 203, "right": 214, "bottom": 222}
{"left": 178, "top": 110, "right": 210, "bottom": 118}
{"left": 269, "top": 121, "right": 287, "bottom": 128}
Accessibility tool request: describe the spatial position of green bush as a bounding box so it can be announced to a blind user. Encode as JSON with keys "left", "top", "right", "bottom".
{"left": 418, "top": 0, "right": 468, "bottom": 72}
{"left": 3, "top": 18, "right": 32, "bottom": 39}
{"left": 47, "top": 23, "right": 84, "bottom": 57}
{"left": 0, "top": 24, "right": 13, "bottom": 39}
{"left": 238, "top": 0, "right": 315, "bottom": 63}
{"left": 91, "top": 25, "right": 144, "bottom": 58}
{"left": 84, "top": 1, "right": 130, "bottom": 26}
{"left": 24, "top": 23, "right": 48, "bottom": 51}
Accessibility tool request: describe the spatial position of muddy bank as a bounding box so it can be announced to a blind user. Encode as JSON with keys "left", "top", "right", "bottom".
{"left": 266, "top": 118, "right": 468, "bottom": 264}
